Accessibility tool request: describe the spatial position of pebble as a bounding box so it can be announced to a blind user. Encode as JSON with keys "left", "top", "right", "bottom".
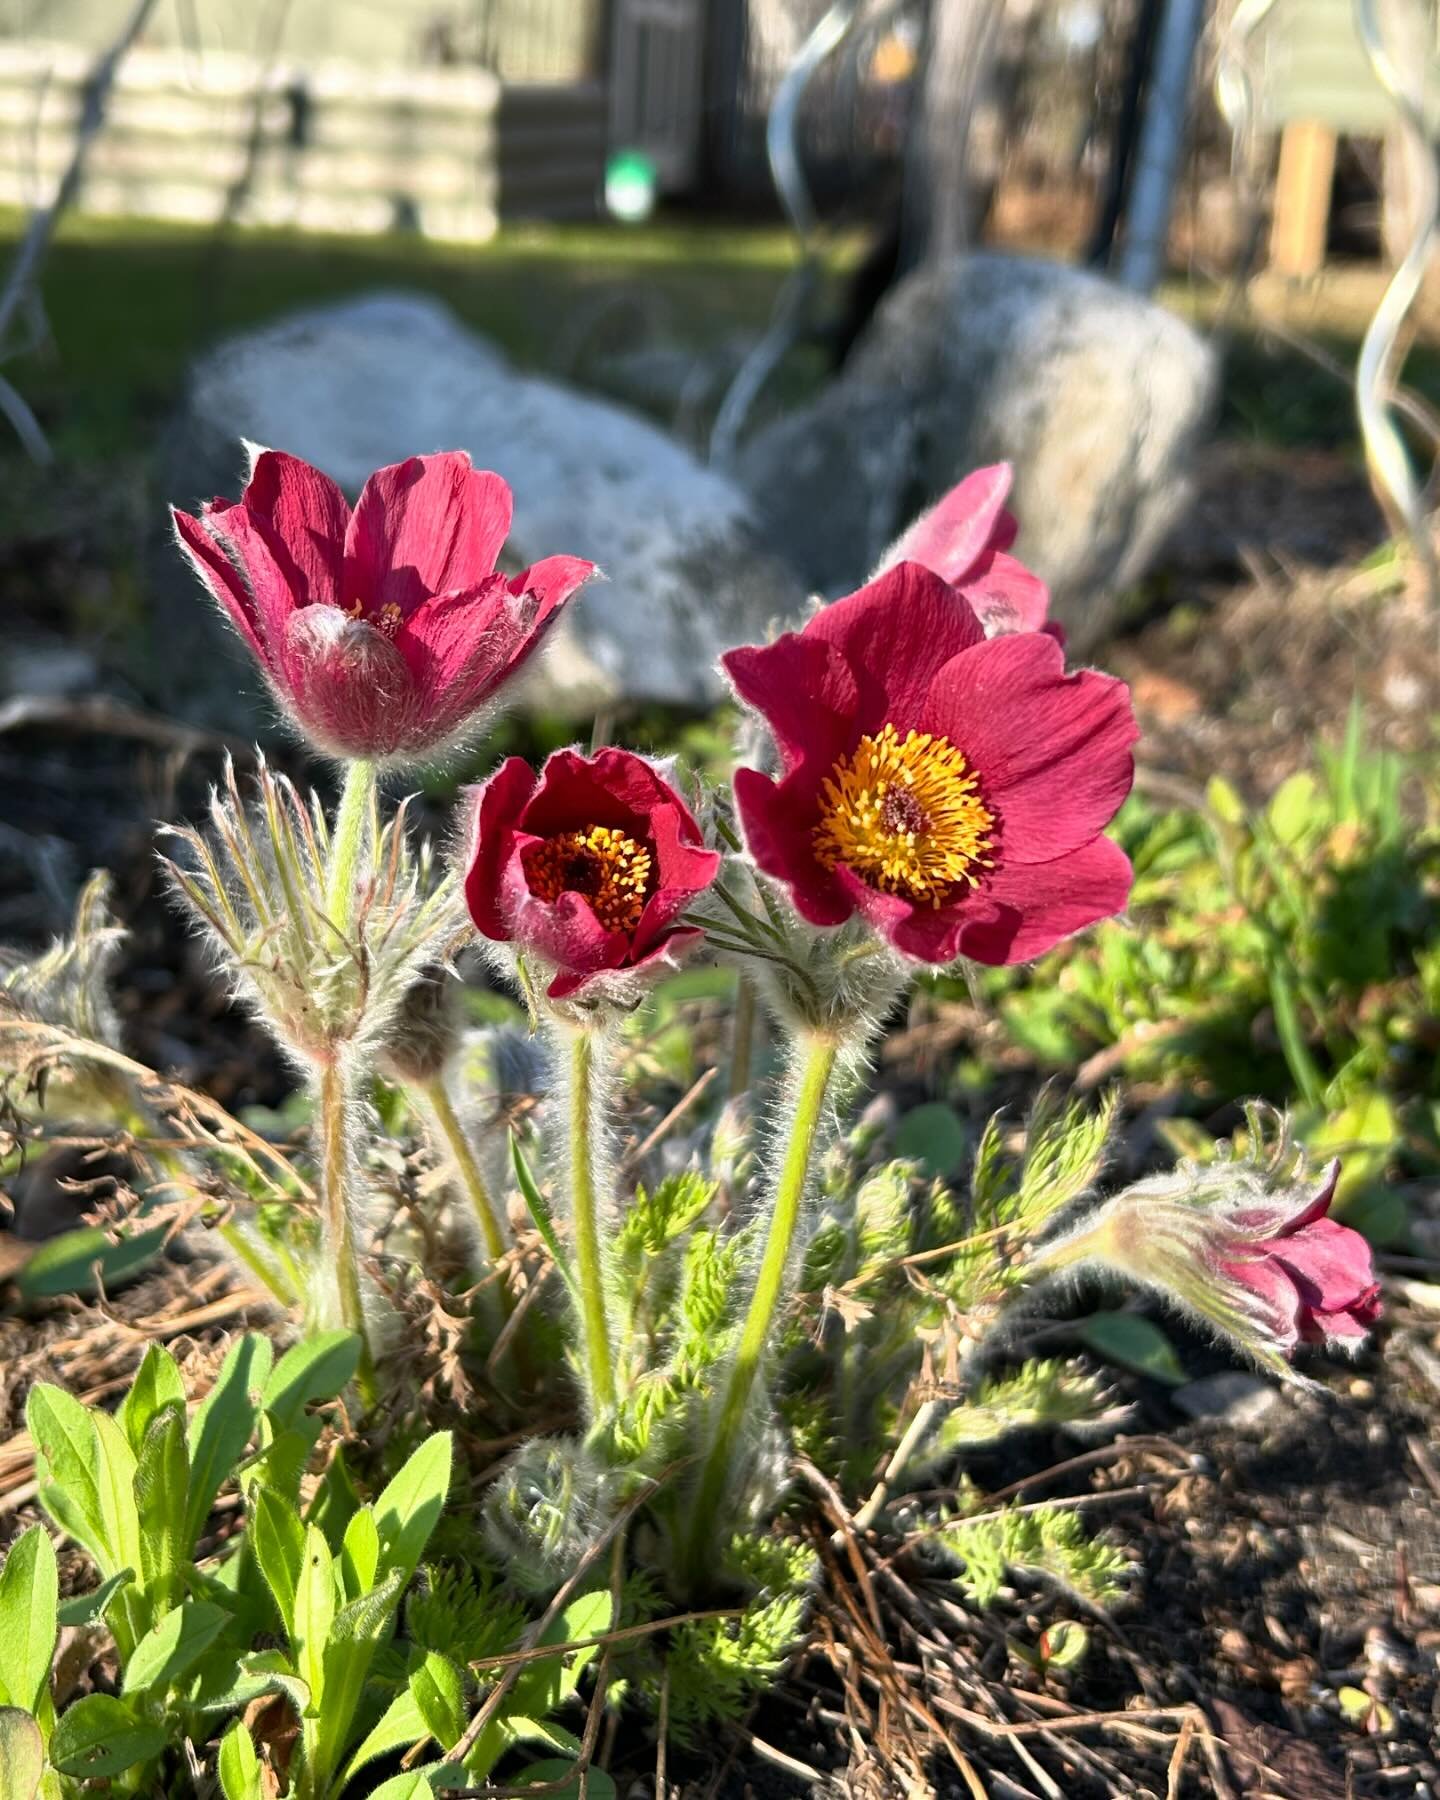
{"left": 1173, "top": 1370, "right": 1281, "bottom": 1427}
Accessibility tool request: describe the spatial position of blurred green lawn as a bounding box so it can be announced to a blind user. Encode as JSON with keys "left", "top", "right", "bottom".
{"left": 0, "top": 210, "right": 846, "bottom": 459}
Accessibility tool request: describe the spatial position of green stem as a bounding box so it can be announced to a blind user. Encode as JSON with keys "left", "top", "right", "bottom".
{"left": 324, "top": 759, "right": 377, "bottom": 937}
{"left": 316, "top": 1057, "right": 378, "bottom": 1410}
{"left": 421, "top": 1075, "right": 510, "bottom": 1274}
{"left": 566, "top": 1024, "right": 616, "bottom": 1418}
{"left": 686, "top": 1031, "right": 838, "bottom": 1577}
{"left": 728, "top": 975, "right": 757, "bottom": 1100}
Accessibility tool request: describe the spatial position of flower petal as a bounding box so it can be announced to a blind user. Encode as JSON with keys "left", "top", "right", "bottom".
{"left": 1270, "top": 1217, "right": 1379, "bottom": 1314}
{"left": 946, "top": 835, "right": 1134, "bottom": 966}
{"left": 876, "top": 464, "right": 1016, "bottom": 586}
{"left": 344, "top": 453, "right": 514, "bottom": 612}
{"left": 633, "top": 801, "right": 721, "bottom": 952}
{"left": 201, "top": 498, "right": 308, "bottom": 652}
{"left": 279, "top": 606, "right": 419, "bottom": 758}
{"left": 960, "top": 551, "right": 1052, "bottom": 636}
{"left": 733, "top": 767, "right": 853, "bottom": 929}
{"left": 171, "top": 506, "right": 268, "bottom": 665}
{"left": 723, "top": 628, "right": 859, "bottom": 779}
{"left": 240, "top": 450, "right": 348, "bottom": 607}
{"left": 923, "top": 632, "right": 1137, "bottom": 866}
{"left": 463, "top": 757, "right": 540, "bottom": 942}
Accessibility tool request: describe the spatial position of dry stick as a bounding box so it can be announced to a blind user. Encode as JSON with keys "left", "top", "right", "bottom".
{"left": 625, "top": 1064, "right": 719, "bottom": 1168}
{"left": 0, "top": 0, "right": 164, "bottom": 461}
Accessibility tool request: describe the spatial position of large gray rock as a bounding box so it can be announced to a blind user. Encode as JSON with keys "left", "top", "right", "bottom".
{"left": 156, "top": 292, "right": 805, "bottom": 730}
{"left": 737, "top": 253, "right": 1218, "bottom": 650}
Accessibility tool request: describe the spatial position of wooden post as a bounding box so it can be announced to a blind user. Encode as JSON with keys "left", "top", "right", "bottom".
{"left": 1269, "top": 119, "right": 1338, "bottom": 277}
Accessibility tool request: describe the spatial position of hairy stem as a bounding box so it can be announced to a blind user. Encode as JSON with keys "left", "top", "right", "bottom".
{"left": 420, "top": 1074, "right": 510, "bottom": 1272}
{"left": 316, "top": 1057, "right": 377, "bottom": 1409}
{"left": 324, "top": 758, "right": 377, "bottom": 937}
{"left": 686, "top": 1031, "right": 839, "bottom": 1577}
{"left": 728, "top": 974, "right": 757, "bottom": 1099}
{"left": 563, "top": 1023, "right": 616, "bottom": 1419}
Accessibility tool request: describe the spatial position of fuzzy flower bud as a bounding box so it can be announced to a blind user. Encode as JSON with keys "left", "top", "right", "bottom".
{"left": 162, "top": 757, "right": 462, "bottom": 1067}
{"left": 480, "top": 1436, "right": 619, "bottom": 1594}
{"left": 377, "top": 965, "right": 461, "bottom": 1085}
{"left": 1035, "top": 1153, "right": 1380, "bottom": 1372}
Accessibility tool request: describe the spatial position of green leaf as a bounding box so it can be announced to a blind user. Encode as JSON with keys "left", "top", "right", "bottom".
{"left": 292, "top": 1525, "right": 336, "bottom": 1707}
{"left": 341, "top": 1505, "right": 380, "bottom": 1601}
{"left": 514, "top": 1759, "right": 617, "bottom": 1800}
{"left": 185, "top": 1334, "right": 272, "bottom": 1549}
{"left": 408, "top": 1650, "right": 464, "bottom": 1748}
{"left": 251, "top": 1487, "right": 306, "bottom": 1638}
{"left": 314, "top": 1568, "right": 407, "bottom": 1784}
{"left": 91, "top": 1413, "right": 142, "bottom": 1590}
{"left": 15, "top": 1225, "right": 166, "bottom": 1300}
{"left": 0, "top": 1708, "right": 44, "bottom": 1800}
{"left": 122, "top": 1600, "right": 230, "bottom": 1698}
{"left": 49, "top": 1694, "right": 166, "bottom": 1778}
{"left": 511, "top": 1133, "right": 578, "bottom": 1299}
{"left": 374, "top": 1434, "right": 452, "bottom": 1586}
{"left": 217, "top": 1720, "right": 264, "bottom": 1800}
{"left": 1038, "top": 1619, "right": 1089, "bottom": 1669}
{"left": 514, "top": 1590, "right": 613, "bottom": 1717}
{"left": 1077, "top": 1312, "right": 1187, "bottom": 1387}
{"left": 262, "top": 1331, "right": 361, "bottom": 1430}
{"left": 365, "top": 1767, "right": 469, "bottom": 1800}
{"left": 341, "top": 1685, "right": 427, "bottom": 1785}
{"left": 25, "top": 1386, "right": 107, "bottom": 1570}
{"left": 1266, "top": 771, "right": 1319, "bottom": 847}
{"left": 56, "top": 1567, "right": 133, "bottom": 1629}
{"left": 119, "top": 1345, "right": 185, "bottom": 1457}
{"left": 895, "top": 1103, "right": 967, "bottom": 1178}
{"left": 0, "top": 1526, "right": 58, "bottom": 1713}
{"left": 306, "top": 1445, "right": 361, "bottom": 1550}
{"left": 134, "top": 1402, "right": 189, "bottom": 1608}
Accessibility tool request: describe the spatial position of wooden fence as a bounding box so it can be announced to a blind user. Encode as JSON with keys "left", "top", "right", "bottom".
{"left": 0, "top": 42, "right": 608, "bottom": 240}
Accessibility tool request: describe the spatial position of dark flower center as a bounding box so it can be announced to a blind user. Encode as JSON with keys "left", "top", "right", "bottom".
{"left": 526, "top": 825, "right": 653, "bottom": 933}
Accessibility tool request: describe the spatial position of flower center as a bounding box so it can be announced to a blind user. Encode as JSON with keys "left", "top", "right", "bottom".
{"left": 525, "top": 825, "right": 653, "bottom": 933}
{"left": 813, "top": 723, "right": 995, "bottom": 906}
{"left": 345, "top": 598, "right": 404, "bottom": 638}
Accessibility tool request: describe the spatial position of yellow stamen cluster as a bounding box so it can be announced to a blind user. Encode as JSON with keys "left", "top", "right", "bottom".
{"left": 345, "top": 598, "right": 404, "bottom": 638}
{"left": 526, "top": 825, "right": 653, "bottom": 933}
{"left": 813, "top": 723, "right": 995, "bottom": 906}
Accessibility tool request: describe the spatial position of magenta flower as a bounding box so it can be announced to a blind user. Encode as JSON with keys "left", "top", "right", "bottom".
{"left": 173, "top": 450, "right": 594, "bottom": 762}
{"left": 876, "top": 464, "right": 1055, "bottom": 639}
{"left": 1220, "top": 1161, "right": 1382, "bottom": 1350}
{"left": 463, "top": 747, "right": 720, "bottom": 1003}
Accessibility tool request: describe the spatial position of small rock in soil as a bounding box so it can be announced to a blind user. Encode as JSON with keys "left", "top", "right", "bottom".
{"left": 1173, "top": 1369, "right": 1281, "bottom": 1427}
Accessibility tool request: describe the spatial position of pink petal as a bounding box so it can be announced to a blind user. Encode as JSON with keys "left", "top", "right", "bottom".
{"left": 1270, "top": 1217, "right": 1378, "bottom": 1313}
{"left": 1221, "top": 1253, "right": 1305, "bottom": 1349}
{"left": 1276, "top": 1160, "right": 1342, "bottom": 1234}
{"left": 547, "top": 926, "right": 704, "bottom": 1001}
{"left": 876, "top": 465, "right": 1016, "bottom": 587}
{"left": 508, "top": 554, "right": 597, "bottom": 624}
{"left": 805, "top": 561, "right": 986, "bottom": 730}
{"left": 960, "top": 551, "right": 1052, "bottom": 636}
{"left": 733, "top": 766, "right": 852, "bottom": 929}
{"left": 922, "top": 632, "right": 1137, "bottom": 866}
{"left": 202, "top": 499, "right": 307, "bottom": 652}
{"left": 172, "top": 506, "right": 268, "bottom": 665}
{"left": 507, "top": 883, "right": 630, "bottom": 986}
{"left": 278, "top": 606, "right": 419, "bottom": 758}
{"left": 946, "top": 835, "right": 1134, "bottom": 966}
{"left": 723, "top": 629, "right": 860, "bottom": 780}
{"left": 632, "top": 801, "right": 721, "bottom": 952}
{"left": 241, "top": 451, "right": 348, "bottom": 607}
{"left": 344, "top": 453, "right": 513, "bottom": 613}
{"left": 394, "top": 574, "right": 517, "bottom": 691}
{"left": 463, "top": 758, "right": 540, "bottom": 941}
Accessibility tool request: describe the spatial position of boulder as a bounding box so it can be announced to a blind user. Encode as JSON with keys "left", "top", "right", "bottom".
{"left": 736, "top": 252, "right": 1218, "bottom": 650}
{"left": 155, "top": 292, "right": 805, "bottom": 732}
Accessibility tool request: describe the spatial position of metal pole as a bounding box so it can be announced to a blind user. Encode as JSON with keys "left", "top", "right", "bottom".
{"left": 1116, "top": 0, "right": 1208, "bottom": 292}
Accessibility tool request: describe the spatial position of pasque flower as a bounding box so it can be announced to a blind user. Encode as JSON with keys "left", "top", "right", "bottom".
{"left": 723, "top": 561, "right": 1137, "bottom": 965}
{"left": 875, "top": 463, "right": 1055, "bottom": 639}
{"left": 173, "top": 449, "right": 594, "bottom": 761}
{"left": 464, "top": 748, "right": 721, "bottom": 1002}
{"left": 1218, "top": 1161, "right": 1381, "bottom": 1349}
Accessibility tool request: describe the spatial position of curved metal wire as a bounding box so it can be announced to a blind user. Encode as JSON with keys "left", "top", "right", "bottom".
{"left": 708, "top": 0, "right": 863, "bottom": 466}
{"left": 1353, "top": 0, "right": 1440, "bottom": 600}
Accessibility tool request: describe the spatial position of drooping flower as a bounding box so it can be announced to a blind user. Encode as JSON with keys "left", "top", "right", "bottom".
{"left": 463, "top": 748, "right": 720, "bottom": 1003}
{"left": 1218, "top": 1161, "right": 1381, "bottom": 1349}
{"left": 1033, "top": 1154, "right": 1381, "bottom": 1368}
{"left": 172, "top": 449, "right": 594, "bottom": 762}
{"left": 875, "top": 464, "right": 1054, "bottom": 639}
{"left": 723, "top": 562, "right": 1136, "bottom": 966}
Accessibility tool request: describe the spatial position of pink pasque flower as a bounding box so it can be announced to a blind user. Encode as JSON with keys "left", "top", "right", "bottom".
{"left": 1220, "top": 1161, "right": 1382, "bottom": 1350}
{"left": 723, "top": 562, "right": 1135, "bottom": 966}
{"left": 173, "top": 449, "right": 594, "bottom": 762}
{"left": 875, "top": 464, "right": 1055, "bottom": 640}
{"left": 463, "top": 747, "right": 720, "bottom": 1004}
